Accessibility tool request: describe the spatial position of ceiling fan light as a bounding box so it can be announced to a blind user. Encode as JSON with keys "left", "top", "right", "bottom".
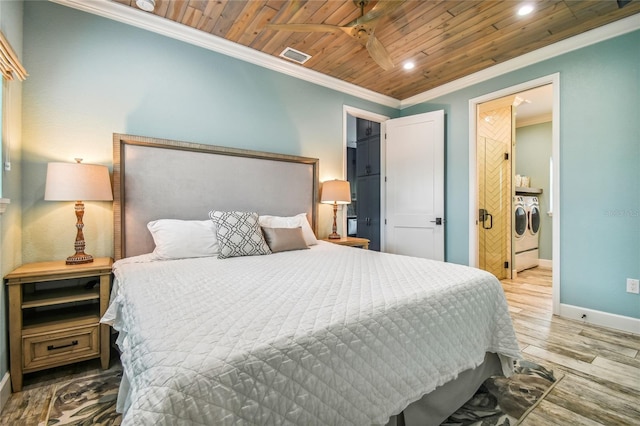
{"left": 136, "top": 0, "right": 156, "bottom": 12}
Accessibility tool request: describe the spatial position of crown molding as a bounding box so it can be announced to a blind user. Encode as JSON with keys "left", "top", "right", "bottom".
{"left": 400, "top": 14, "right": 640, "bottom": 109}
{"left": 51, "top": 1, "right": 638, "bottom": 111}
{"left": 50, "top": 0, "right": 401, "bottom": 109}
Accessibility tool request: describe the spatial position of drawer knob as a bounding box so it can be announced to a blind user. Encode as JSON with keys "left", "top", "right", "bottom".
{"left": 47, "top": 340, "right": 78, "bottom": 351}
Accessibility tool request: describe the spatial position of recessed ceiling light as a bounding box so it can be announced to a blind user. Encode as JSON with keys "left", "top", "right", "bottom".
{"left": 403, "top": 62, "right": 415, "bottom": 70}
{"left": 136, "top": 0, "right": 156, "bottom": 12}
{"left": 517, "top": 4, "right": 534, "bottom": 16}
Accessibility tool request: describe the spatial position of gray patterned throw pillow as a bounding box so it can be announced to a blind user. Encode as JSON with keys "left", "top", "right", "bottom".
{"left": 209, "top": 211, "right": 271, "bottom": 259}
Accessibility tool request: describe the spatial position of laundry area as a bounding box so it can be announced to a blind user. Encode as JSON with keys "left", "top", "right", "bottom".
{"left": 514, "top": 121, "right": 552, "bottom": 273}
{"left": 514, "top": 192, "right": 541, "bottom": 272}
{"left": 477, "top": 84, "right": 553, "bottom": 279}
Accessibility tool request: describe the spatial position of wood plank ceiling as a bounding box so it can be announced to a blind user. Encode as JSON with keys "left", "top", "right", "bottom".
{"left": 111, "top": 0, "right": 640, "bottom": 100}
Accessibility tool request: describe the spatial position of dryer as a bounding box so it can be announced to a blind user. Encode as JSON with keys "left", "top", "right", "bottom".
{"left": 525, "top": 196, "right": 541, "bottom": 238}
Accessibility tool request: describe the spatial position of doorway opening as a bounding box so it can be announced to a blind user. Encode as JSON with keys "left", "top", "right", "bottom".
{"left": 343, "top": 106, "right": 389, "bottom": 251}
{"left": 469, "top": 74, "right": 560, "bottom": 314}
{"left": 344, "top": 107, "right": 446, "bottom": 259}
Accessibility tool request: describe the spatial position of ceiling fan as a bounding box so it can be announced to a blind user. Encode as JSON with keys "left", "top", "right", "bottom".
{"left": 267, "top": 0, "right": 405, "bottom": 71}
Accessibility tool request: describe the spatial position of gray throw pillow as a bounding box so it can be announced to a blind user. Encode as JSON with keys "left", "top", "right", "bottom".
{"left": 209, "top": 211, "right": 271, "bottom": 259}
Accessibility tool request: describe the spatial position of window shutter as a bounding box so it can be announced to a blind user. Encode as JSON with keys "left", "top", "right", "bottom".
{"left": 0, "top": 31, "right": 27, "bottom": 81}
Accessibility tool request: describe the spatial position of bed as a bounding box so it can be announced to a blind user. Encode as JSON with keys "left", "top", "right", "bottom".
{"left": 102, "top": 134, "right": 521, "bottom": 425}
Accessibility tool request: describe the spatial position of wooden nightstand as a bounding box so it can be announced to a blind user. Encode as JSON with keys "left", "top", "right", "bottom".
{"left": 4, "top": 257, "right": 113, "bottom": 392}
{"left": 322, "top": 236, "right": 370, "bottom": 249}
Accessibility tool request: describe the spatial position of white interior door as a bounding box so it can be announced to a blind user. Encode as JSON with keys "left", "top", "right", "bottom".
{"left": 385, "top": 110, "right": 444, "bottom": 260}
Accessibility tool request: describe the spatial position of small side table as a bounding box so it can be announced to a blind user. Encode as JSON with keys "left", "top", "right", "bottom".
{"left": 321, "top": 236, "right": 370, "bottom": 249}
{"left": 4, "top": 257, "right": 113, "bottom": 391}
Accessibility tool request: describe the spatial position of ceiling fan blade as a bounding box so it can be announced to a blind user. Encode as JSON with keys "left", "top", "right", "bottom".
{"left": 287, "top": 0, "right": 304, "bottom": 15}
{"left": 358, "top": 0, "right": 406, "bottom": 27}
{"left": 266, "top": 23, "right": 346, "bottom": 35}
{"left": 366, "top": 33, "right": 394, "bottom": 71}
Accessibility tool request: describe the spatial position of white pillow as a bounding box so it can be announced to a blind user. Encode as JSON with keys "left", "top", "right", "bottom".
{"left": 147, "top": 219, "right": 219, "bottom": 260}
{"left": 258, "top": 213, "right": 318, "bottom": 246}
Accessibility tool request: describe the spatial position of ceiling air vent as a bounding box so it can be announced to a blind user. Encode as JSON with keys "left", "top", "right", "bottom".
{"left": 279, "top": 47, "right": 311, "bottom": 65}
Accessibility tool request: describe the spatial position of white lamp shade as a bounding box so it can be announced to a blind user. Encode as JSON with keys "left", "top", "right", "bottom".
{"left": 321, "top": 179, "right": 351, "bottom": 204}
{"left": 44, "top": 162, "right": 113, "bottom": 201}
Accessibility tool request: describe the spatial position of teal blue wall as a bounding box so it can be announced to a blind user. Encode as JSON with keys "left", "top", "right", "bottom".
{"left": 16, "top": 1, "right": 640, "bottom": 342}
{"left": 21, "top": 1, "right": 397, "bottom": 264}
{"left": 516, "top": 122, "right": 552, "bottom": 260}
{"left": 403, "top": 31, "right": 640, "bottom": 319}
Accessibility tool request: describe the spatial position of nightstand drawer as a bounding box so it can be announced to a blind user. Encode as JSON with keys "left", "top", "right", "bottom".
{"left": 23, "top": 323, "right": 100, "bottom": 371}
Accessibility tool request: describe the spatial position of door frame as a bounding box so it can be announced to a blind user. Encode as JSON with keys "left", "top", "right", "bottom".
{"left": 468, "top": 73, "right": 561, "bottom": 314}
{"left": 343, "top": 105, "right": 390, "bottom": 249}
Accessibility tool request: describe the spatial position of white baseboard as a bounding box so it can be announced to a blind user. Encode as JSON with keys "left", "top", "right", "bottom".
{"left": 0, "top": 372, "right": 10, "bottom": 415}
{"left": 560, "top": 304, "right": 640, "bottom": 335}
{"left": 537, "top": 259, "right": 552, "bottom": 269}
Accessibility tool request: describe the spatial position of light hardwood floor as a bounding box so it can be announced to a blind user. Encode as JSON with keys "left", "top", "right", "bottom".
{"left": 1, "top": 267, "right": 638, "bottom": 425}
{"left": 503, "top": 267, "right": 640, "bottom": 425}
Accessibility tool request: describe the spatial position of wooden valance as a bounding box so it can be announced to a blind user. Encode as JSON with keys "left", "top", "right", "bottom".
{"left": 0, "top": 31, "right": 27, "bottom": 81}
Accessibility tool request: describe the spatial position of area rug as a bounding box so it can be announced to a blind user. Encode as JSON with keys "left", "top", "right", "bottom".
{"left": 41, "top": 370, "right": 122, "bottom": 425}
{"left": 441, "top": 359, "right": 563, "bottom": 426}
{"left": 40, "top": 360, "right": 560, "bottom": 425}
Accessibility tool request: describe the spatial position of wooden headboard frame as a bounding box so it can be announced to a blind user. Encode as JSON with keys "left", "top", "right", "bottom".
{"left": 113, "top": 134, "right": 319, "bottom": 260}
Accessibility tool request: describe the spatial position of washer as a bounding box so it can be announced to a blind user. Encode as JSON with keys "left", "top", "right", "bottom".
{"left": 513, "top": 196, "right": 527, "bottom": 249}
{"left": 515, "top": 196, "right": 540, "bottom": 271}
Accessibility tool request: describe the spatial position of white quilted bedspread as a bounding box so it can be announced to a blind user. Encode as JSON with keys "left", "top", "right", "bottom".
{"left": 103, "top": 242, "right": 520, "bottom": 425}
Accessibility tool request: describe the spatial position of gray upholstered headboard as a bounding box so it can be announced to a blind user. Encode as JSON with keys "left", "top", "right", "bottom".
{"left": 113, "top": 134, "right": 319, "bottom": 260}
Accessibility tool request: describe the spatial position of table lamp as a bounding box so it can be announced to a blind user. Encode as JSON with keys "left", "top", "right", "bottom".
{"left": 44, "top": 159, "right": 113, "bottom": 264}
{"left": 320, "top": 179, "right": 351, "bottom": 239}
